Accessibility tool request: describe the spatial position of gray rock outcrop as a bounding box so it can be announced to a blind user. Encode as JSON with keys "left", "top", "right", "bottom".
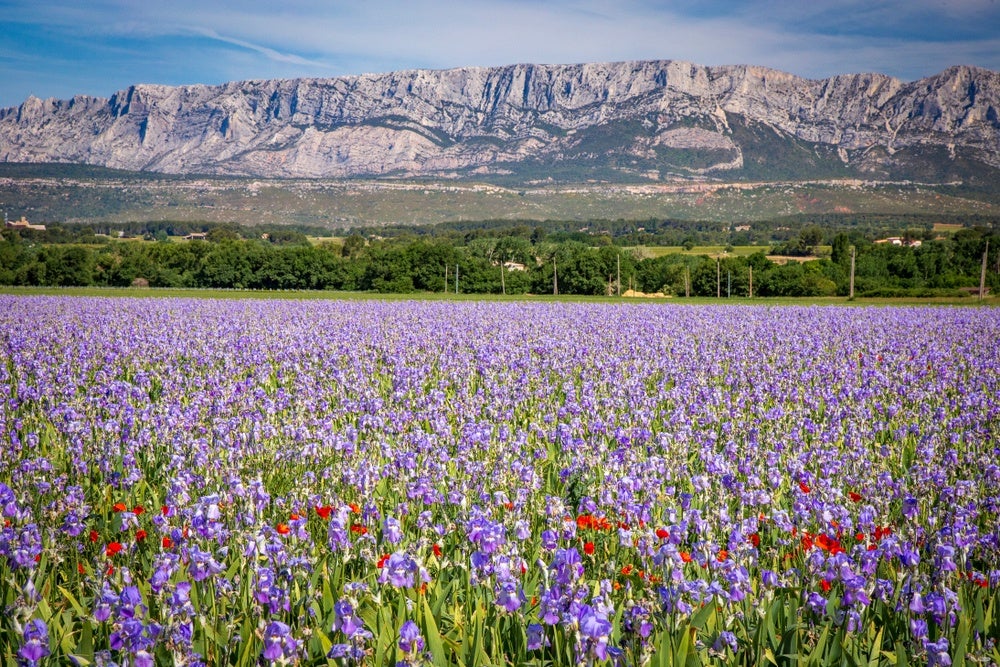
{"left": 1, "top": 60, "right": 998, "bottom": 181}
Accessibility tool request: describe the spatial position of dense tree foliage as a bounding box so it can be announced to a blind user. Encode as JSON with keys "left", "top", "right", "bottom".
{"left": 1, "top": 223, "right": 996, "bottom": 297}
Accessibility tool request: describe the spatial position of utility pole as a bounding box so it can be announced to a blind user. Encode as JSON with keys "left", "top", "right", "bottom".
{"left": 617, "top": 254, "right": 621, "bottom": 297}
{"left": 980, "top": 239, "right": 989, "bottom": 300}
{"left": 749, "top": 266, "right": 753, "bottom": 299}
{"left": 849, "top": 246, "right": 856, "bottom": 299}
{"left": 500, "top": 258, "right": 506, "bottom": 296}
{"left": 553, "top": 257, "right": 558, "bottom": 296}
{"left": 455, "top": 265, "right": 459, "bottom": 294}
{"left": 716, "top": 258, "right": 721, "bottom": 299}
{"left": 685, "top": 266, "right": 690, "bottom": 298}
{"left": 444, "top": 265, "right": 449, "bottom": 293}
{"left": 727, "top": 270, "right": 731, "bottom": 298}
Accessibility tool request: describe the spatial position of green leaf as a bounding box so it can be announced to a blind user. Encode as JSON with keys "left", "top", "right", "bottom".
{"left": 674, "top": 627, "right": 692, "bottom": 667}
{"left": 953, "top": 613, "right": 971, "bottom": 667}
{"left": 691, "top": 602, "right": 716, "bottom": 631}
{"left": 422, "top": 594, "right": 447, "bottom": 666}
{"left": 895, "top": 640, "right": 909, "bottom": 667}
{"left": 868, "top": 626, "right": 883, "bottom": 667}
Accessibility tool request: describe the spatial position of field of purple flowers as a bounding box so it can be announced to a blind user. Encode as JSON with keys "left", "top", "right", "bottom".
{"left": 1, "top": 296, "right": 998, "bottom": 666}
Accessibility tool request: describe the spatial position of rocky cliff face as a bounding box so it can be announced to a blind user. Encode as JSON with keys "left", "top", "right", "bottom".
{"left": 1, "top": 60, "right": 998, "bottom": 182}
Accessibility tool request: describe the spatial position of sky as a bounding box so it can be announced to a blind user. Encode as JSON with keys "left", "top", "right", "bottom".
{"left": 1, "top": 0, "right": 999, "bottom": 108}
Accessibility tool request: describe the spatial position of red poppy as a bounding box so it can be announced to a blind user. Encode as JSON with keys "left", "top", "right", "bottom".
{"left": 679, "top": 551, "right": 692, "bottom": 563}
{"left": 315, "top": 505, "right": 333, "bottom": 519}
{"left": 798, "top": 482, "right": 811, "bottom": 494}
{"left": 161, "top": 505, "right": 170, "bottom": 516}
{"left": 350, "top": 524, "right": 368, "bottom": 535}
{"left": 848, "top": 492, "right": 862, "bottom": 503}
{"left": 348, "top": 503, "right": 360, "bottom": 514}
{"left": 135, "top": 530, "right": 147, "bottom": 542}
{"left": 855, "top": 532, "right": 865, "bottom": 542}
{"left": 132, "top": 505, "right": 145, "bottom": 515}
{"left": 77, "top": 563, "right": 85, "bottom": 575}
{"left": 717, "top": 549, "right": 728, "bottom": 562}
{"left": 113, "top": 502, "right": 127, "bottom": 513}
{"left": 504, "top": 502, "right": 514, "bottom": 510}
{"left": 290, "top": 513, "right": 301, "bottom": 522}
{"left": 655, "top": 528, "right": 670, "bottom": 540}
{"left": 276, "top": 523, "right": 290, "bottom": 535}
{"left": 583, "top": 541, "right": 595, "bottom": 555}
{"left": 89, "top": 530, "right": 99, "bottom": 543}
{"left": 376, "top": 554, "right": 390, "bottom": 568}
{"left": 106, "top": 542, "right": 123, "bottom": 557}
{"left": 820, "top": 579, "right": 831, "bottom": 592}
{"left": 748, "top": 533, "right": 760, "bottom": 547}
{"left": 432, "top": 543, "right": 442, "bottom": 558}
{"left": 621, "top": 564, "right": 634, "bottom": 576}
{"left": 162, "top": 536, "right": 173, "bottom": 549}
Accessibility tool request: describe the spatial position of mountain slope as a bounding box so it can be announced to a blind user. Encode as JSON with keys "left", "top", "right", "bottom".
{"left": 1, "top": 61, "right": 998, "bottom": 183}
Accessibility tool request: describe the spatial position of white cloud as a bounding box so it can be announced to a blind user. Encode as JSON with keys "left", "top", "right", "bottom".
{"left": 1, "top": 0, "right": 997, "bottom": 106}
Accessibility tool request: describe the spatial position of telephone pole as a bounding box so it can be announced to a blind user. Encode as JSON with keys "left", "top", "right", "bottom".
{"left": 617, "top": 254, "right": 621, "bottom": 297}
{"left": 849, "top": 246, "right": 856, "bottom": 299}
{"left": 716, "top": 258, "right": 721, "bottom": 298}
{"left": 749, "top": 266, "right": 753, "bottom": 299}
{"left": 980, "top": 239, "right": 989, "bottom": 300}
{"left": 553, "top": 257, "right": 558, "bottom": 296}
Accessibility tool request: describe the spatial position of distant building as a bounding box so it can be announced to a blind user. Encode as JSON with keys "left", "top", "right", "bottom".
{"left": 5, "top": 215, "right": 46, "bottom": 231}
{"left": 184, "top": 232, "right": 208, "bottom": 240}
{"left": 874, "top": 237, "right": 922, "bottom": 247}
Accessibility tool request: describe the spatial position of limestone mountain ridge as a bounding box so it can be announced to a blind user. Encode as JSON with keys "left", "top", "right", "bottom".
{"left": 1, "top": 60, "right": 998, "bottom": 183}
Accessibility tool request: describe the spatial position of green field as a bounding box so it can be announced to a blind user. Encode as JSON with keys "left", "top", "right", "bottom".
{"left": 2, "top": 285, "right": 994, "bottom": 307}
{"left": 2, "top": 165, "right": 998, "bottom": 227}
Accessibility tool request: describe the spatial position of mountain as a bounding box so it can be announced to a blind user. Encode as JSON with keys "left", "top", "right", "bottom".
{"left": 1, "top": 61, "right": 998, "bottom": 183}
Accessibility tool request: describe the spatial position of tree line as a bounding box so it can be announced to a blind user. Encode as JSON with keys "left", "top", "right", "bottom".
{"left": 1, "top": 223, "right": 996, "bottom": 297}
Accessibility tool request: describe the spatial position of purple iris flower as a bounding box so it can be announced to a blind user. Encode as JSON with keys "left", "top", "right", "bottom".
{"left": 925, "top": 638, "right": 951, "bottom": 667}
{"left": 384, "top": 517, "right": 404, "bottom": 544}
{"left": 398, "top": 620, "right": 425, "bottom": 653}
{"left": 379, "top": 552, "right": 427, "bottom": 588}
{"left": 551, "top": 548, "right": 584, "bottom": 586}
{"left": 495, "top": 580, "right": 524, "bottom": 613}
{"left": 262, "top": 621, "right": 297, "bottom": 661}
{"left": 333, "top": 600, "right": 367, "bottom": 638}
{"left": 527, "top": 623, "right": 549, "bottom": 650}
{"left": 577, "top": 604, "right": 613, "bottom": 661}
{"left": 18, "top": 619, "right": 49, "bottom": 663}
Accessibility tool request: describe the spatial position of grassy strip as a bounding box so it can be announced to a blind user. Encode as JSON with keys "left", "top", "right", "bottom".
{"left": 1, "top": 285, "right": 996, "bottom": 307}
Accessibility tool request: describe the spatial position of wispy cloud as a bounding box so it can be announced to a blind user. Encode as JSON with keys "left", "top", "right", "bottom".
{"left": 1, "top": 0, "right": 998, "bottom": 107}
{"left": 187, "top": 27, "right": 333, "bottom": 68}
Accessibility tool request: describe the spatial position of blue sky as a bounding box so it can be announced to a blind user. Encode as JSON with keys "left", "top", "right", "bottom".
{"left": 2, "top": 0, "right": 998, "bottom": 108}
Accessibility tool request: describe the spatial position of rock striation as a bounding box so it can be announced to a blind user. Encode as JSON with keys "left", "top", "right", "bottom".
{"left": 1, "top": 60, "right": 998, "bottom": 181}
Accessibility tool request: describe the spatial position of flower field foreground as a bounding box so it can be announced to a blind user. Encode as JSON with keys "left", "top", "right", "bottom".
{"left": 1, "top": 296, "right": 999, "bottom": 667}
